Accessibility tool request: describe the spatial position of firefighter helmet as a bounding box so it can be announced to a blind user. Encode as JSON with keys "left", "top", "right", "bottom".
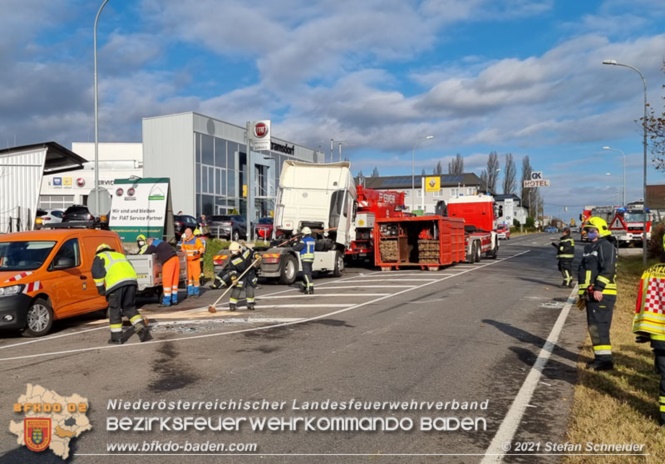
{"left": 583, "top": 217, "right": 611, "bottom": 237}
{"left": 96, "top": 243, "right": 112, "bottom": 253}
{"left": 194, "top": 228, "right": 201, "bottom": 236}
{"left": 301, "top": 227, "right": 312, "bottom": 235}
{"left": 137, "top": 234, "right": 146, "bottom": 241}
{"left": 229, "top": 241, "right": 242, "bottom": 252}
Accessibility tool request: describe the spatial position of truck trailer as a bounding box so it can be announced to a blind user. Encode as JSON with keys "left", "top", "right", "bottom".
{"left": 374, "top": 194, "right": 499, "bottom": 270}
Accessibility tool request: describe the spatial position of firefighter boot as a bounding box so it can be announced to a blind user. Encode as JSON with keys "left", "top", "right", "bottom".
{"left": 134, "top": 322, "right": 153, "bottom": 343}
{"left": 247, "top": 303, "right": 256, "bottom": 311}
{"left": 229, "top": 304, "right": 237, "bottom": 312}
{"left": 108, "top": 332, "right": 124, "bottom": 345}
{"left": 586, "top": 358, "right": 614, "bottom": 371}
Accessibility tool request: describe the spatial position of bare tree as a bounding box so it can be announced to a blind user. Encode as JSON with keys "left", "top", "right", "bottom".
{"left": 486, "top": 151, "right": 500, "bottom": 194}
{"left": 480, "top": 169, "right": 488, "bottom": 192}
{"left": 645, "top": 60, "right": 665, "bottom": 170}
{"left": 448, "top": 154, "right": 464, "bottom": 175}
{"left": 502, "top": 153, "right": 517, "bottom": 194}
{"left": 521, "top": 156, "right": 536, "bottom": 214}
{"left": 372, "top": 166, "right": 380, "bottom": 177}
{"left": 435, "top": 161, "right": 443, "bottom": 175}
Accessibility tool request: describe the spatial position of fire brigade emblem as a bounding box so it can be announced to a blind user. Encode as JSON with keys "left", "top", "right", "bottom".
{"left": 24, "top": 418, "right": 51, "bottom": 452}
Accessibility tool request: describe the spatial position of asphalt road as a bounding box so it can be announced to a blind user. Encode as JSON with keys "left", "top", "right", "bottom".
{"left": 0, "top": 234, "right": 591, "bottom": 464}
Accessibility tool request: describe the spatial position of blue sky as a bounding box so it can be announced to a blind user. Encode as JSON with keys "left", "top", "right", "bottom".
{"left": 2, "top": 0, "right": 665, "bottom": 218}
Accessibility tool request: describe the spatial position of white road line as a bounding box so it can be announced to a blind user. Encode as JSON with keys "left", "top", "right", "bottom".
{"left": 258, "top": 293, "right": 390, "bottom": 299}
{"left": 345, "top": 279, "right": 438, "bottom": 283}
{"left": 0, "top": 326, "right": 107, "bottom": 351}
{"left": 183, "top": 304, "right": 354, "bottom": 313}
{"left": 312, "top": 285, "right": 416, "bottom": 289}
{"left": 0, "top": 251, "right": 530, "bottom": 361}
{"left": 479, "top": 287, "right": 577, "bottom": 464}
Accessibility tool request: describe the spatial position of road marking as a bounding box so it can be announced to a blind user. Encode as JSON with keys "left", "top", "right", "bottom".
{"left": 258, "top": 293, "right": 390, "bottom": 299}
{"left": 183, "top": 304, "right": 354, "bottom": 314}
{"left": 0, "top": 326, "right": 107, "bottom": 351}
{"left": 344, "top": 278, "right": 438, "bottom": 282}
{"left": 479, "top": 286, "right": 577, "bottom": 464}
{"left": 313, "top": 285, "right": 415, "bottom": 289}
{"left": 0, "top": 251, "right": 530, "bottom": 362}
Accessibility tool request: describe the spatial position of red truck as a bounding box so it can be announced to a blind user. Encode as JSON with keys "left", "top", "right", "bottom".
{"left": 374, "top": 194, "right": 499, "bottom": 270}
{"left": 346, "top": 185, "right": 410, "bottom": 261}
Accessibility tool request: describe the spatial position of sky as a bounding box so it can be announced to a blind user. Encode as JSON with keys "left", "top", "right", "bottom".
{"left": 2, "top": 0, "right": 665, "bottom": 219}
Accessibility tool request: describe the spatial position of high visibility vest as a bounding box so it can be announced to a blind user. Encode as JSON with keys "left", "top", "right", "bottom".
{"left": 634, "top": 263, "right": 665, "bottom": 340}
{"left": 93, "top": 251, "right": 137, "bottom": 293}
{"left": 299, "top": 236, "right": 315, "bottom": 262}
{"left": 181, "top": 236, "right": 204, "bottom": 261}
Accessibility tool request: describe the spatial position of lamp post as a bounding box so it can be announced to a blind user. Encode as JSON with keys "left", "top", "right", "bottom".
{"left": 411, "top": 135, "right": 434, "bottom": 213}
{"left": 93, "top": 0, "right": 109, "bottom": 218}
{"left": 602, "top": 146, "right": 626, "bottom": 205}
{"left": 602, "top": 59, "right": 648, "bottom": 266}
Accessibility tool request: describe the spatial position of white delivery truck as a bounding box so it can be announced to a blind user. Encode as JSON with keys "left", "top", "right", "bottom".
{"left": 214, "top": 161, "right": 357, "bottom": 284}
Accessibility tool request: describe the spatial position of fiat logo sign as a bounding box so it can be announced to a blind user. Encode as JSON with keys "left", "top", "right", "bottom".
{"left": 116, "top": 188, "right": 124, "bottom": 196}
{"left": 76, "top": 178, "right": 85, "bottom": 187}
{"left": 127, "top": 188, "right": 135, "bottom": 196}
{"left": 254, "top": 122, "right": 269, "bottom": 138}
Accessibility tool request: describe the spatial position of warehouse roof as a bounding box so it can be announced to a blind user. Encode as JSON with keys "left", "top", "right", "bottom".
{"left": 0, "top": 141, "right": 87, "bottom": 174}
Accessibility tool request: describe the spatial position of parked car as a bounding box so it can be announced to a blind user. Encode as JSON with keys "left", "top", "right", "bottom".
{"left": 0, "top": 228, "right": 124, "bottom": 337}
{"left": 208, "top": 215, "right": 247, "bottom": 241}
{"left": 544, "top": 226, "right": 559, "bottom": 233}
{"left": 59, "top": 205, "right": 109, "bottom": 229}
{"left": 174, "top": 215, "right": 198, "bottom": 240}
{"left": 496, "top": 223, "right": 511, "bottom": 240}
{"left": 253, "top": 217, "right": 274, "bottom": 240}
{"left": 34, "top": 209, "right": 64, "bottom": 229}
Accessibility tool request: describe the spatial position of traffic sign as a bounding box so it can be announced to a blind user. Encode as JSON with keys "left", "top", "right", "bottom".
{"left": 87, "top": 187, "right": 112, "bottom": 217}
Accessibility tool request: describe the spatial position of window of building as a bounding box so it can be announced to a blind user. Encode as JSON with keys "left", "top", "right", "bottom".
{"left": 227, "top": 144, "right": 237, "bottom": 171}
{"left": 450, "top": 188, "right": 459, "bottom": 197}
{"left": 433, "top": 189, "right": 445, "bottom": 198}
{"left": 215, "top": 138, "right": 226, "bottom": 168}
{"left": 467, "top": 187, "right": 475, "bottom": 195}
{"left": 196, "top": 163, "right": 201, "bottom": 194}
{"left": 202, "top": 134, "right": 214, "bottom": 166}
{"left": 39, "top": 195, "right": 75, "bottom": 210}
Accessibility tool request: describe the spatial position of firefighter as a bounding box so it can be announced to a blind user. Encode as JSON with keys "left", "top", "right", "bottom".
{"left": 552, "top": 227, "right": 575, "bottom": 287}
{"left": 223, "top": 241, "right": 261, "bottom": 311}
{"left": 179, "top": 227, "right": 204, "bottom": 298}
{"left": 92, "top": 243, "right": 152, "bottom": 344}
{"left": 144, "top": 237, "right": 181, "bottom": 307}
{"left": 194, "top": 228, "right": 207, "bottom": 281}
{"left": 293, "top": 227, "right": 315, "bottom": 294}
{"left": 578, "top": 217, "right": 617, "bottom": 371}
{"left": 136, "top": 234, "right": 148, "bottom": 255}
{"left": 634, "top": 261, "right": 665, "bottom": 426}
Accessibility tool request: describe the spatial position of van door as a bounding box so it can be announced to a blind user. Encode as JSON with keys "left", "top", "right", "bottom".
{"left": 48, "top": 238, "right": 100, "bottom": 317}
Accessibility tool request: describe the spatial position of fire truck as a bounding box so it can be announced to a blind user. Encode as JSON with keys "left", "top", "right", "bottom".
{"left": 345, "top": 185, "right": 410, "bottom": 261}
{"left": 609, "top": 203, "right": 651, "bottom": 246}
{"left": 374, "top": 194, "right": 499, "bottom": 270}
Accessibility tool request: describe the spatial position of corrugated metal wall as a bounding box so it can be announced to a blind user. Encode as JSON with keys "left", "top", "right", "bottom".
{"left": 0, "top": 148, "right": 47, "bottom": 233}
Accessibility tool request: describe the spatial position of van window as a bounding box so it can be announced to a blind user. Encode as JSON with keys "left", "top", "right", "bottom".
{"left": 0, "top": 241, "right": 56, "bottom": 271}
{"left": 51, "top": 239, "right": 80, "bottom": 270}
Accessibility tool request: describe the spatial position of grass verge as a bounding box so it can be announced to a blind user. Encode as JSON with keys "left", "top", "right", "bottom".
{"left": 563, "top": 255, "right": 664, "bottom": 464}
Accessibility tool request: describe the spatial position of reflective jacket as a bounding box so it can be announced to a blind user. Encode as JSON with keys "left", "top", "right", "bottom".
{"left": 294, "top": 236, "right": 315, "bottom": 263}
{"left": 92, "top": 251, "right": 138, "bottom": 295}
{"left": 553, "top": 234, "right": 575, "bottom": 260}
{"left": 578, "top": 237, "right": 617, "bottom": 296}
{"left": 180, "top": 236, "right": 204, "bottom": 262}
{"left": 228, "top": 248, "right": 260, "bottom": 283}
{"left": 633, "top": 263, "right": 665, "bottom": 341}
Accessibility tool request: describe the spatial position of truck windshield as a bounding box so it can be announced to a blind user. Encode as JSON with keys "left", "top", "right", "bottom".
{"left": 0, "top": 241, "right": 56, "bottom": 271}
{"left": 624, "top": 212, "right": 647, "bottom": 222}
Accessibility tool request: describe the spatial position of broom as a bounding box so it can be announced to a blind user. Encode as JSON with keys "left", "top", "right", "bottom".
{"left": 208, "top": 256, "right": 261, "bottom": 313}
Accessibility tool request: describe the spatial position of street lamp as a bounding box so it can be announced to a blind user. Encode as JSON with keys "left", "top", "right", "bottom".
{"left": 602, "top": 59, "right": 648, "bottom": 266}
{"left": 94, "top": 0, "right": 110, "bottom": 217}
{"left": 602, "top": 146, "right": 626, "bottom": 205}
{"left": 411, "top": 136, "right": 434, "bottom": 213}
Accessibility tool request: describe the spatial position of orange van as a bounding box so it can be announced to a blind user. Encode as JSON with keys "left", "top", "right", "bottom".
{"left": 0, "top": 228, "right": 124, "bottom": 337}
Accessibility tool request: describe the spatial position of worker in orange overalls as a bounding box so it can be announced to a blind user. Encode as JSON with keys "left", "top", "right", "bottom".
{"left": 179, "top": 227, "right": 204, "bottom": 298}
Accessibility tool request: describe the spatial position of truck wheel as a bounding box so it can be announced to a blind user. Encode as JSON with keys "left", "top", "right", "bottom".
{"left": 473, "top": 241, "right": 481, "bottom": 262}
{"left": 488, "top": 242, "right": 499, "bottom": 259}
{"left": 22, "top": 298, "right": 54, "bottom": 337}
{"left": 278, "top": 255, "right": 298, "bottom": 285}
{"left": 232, "top": 230, "right": 240, "bottom": 241}
{"left": 333, "top": 251, "right": 344, "bottom": 277}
